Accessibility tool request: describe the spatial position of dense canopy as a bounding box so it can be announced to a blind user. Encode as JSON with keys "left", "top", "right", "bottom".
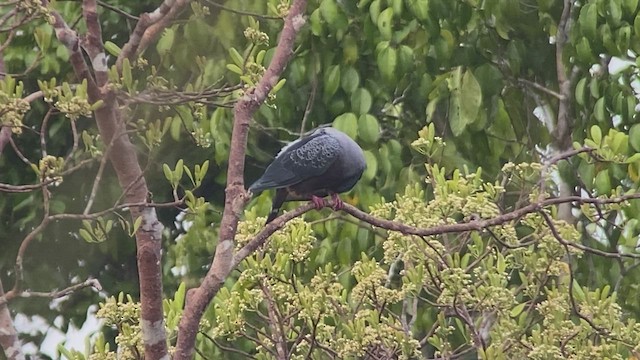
{"left": 3, "top": 0, "right": 640, "bottom": 359}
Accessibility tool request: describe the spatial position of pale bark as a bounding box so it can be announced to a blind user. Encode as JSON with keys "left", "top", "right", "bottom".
{"left": 173, "top": 1, "right": 308, "bottom": 357}
{"left": 48, "top": 0, "right": 169, "bottom": 357}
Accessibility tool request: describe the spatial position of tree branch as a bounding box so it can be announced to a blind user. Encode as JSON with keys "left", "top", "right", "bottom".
{"left": 116, "top": 0, "right": 189, "bottom": 69}
{"left": 174, "top": 1, "right": 308, "bottom": 358}
{"left": 0, "top": 126, "right": 10, "bottom": 156}
{"left": 49, "top": 2, "right": 169, "bottom": 357}
{"left": 1, "top": 278, "right": 102, "bottom": 306}
{"left": 232, "top": 192, "right": 640, "bottom": 272}
{"left": 260, "top": 280, "right": 288, "bottom": 359}
{"left": 0, "top": 42, "right": 11, "bottom": 157}
{"left": 553, "top": 0, "right": 577, "bottom": 222}
{"left": 0, "top": 279, "right": 24, "bottom": 360}
{"left": 518, "top": 78, "right": 564, "bottom": 100}
{"left": 82, "top": 0, "right": 108, "bottom": 87}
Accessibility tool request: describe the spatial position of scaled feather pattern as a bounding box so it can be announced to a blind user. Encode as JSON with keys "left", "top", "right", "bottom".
{"left": 249, "top": 127, "right": 366, "bottom": 223}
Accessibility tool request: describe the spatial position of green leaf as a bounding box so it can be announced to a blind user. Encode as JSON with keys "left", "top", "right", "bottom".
{"left": 572, "top": 280, "right": 586, "bottom": 302}
{"left": 449, "top": 68, "right": 482, "bottom": 136}
{"left": 589, "top": 78, "right": 600, "bottom": 99}
{"left": 486, "top": 99, "right": 515, "bottom": 156}
{"left": 590, "top": 125, "right": 602, "bottom": 146}
{"left": 341, "top": 67, "right": 360, "bottom": 94}
{"left": 156, "top": 28, "right": 174, "bottom": 56}
{"left": 575, "top": 37, "right": 593, "bottom": 64}
{"left": 575, "top": 77, "right": 587, "bottom": 106}
{"left": 229, "top": 47, "right": 244, "bottom": 67}
{"left": 337, "top": 236, "right": 353, "bottom": 264}
{"left": 578, "top": 3, "right": 598, "bottom": 40}
{"left": 132, "top": 216, "right": 143, "bottom": 236}
{"left": 595, "top": 169, "right": 611, "bottom": 195}
{"left": 163, "top": 163, "right": 174, "bottom": 183}
{"left": 333, "top": 112, "right": 358, "bottom": 139}
{"left": 606, "top": 0, "right": 622, "bottom": 27}
{"left": 170, "top": 116, "right": 182, "bottom": 140}
{"left": 376, "top": 44, "right": 397, "bottom": 82}
{"left": 407, "top": 0, "right": 429, "bottom": 20}
{"left": 122, "top": 58, "right": 132, "bottom": 91}
{"left": 625, "top": 153, "right": 640, "bottom": 163}
{"left": 183, "top": 166, "right": 195, "bottom": 186}
{"left": 197, "top": 160, "right": 209, "bottom": 185}
{"left": 226, "top": 64, "right": 243, "bottom": 75}
{"left": 629, "top": 124, "right": 640, "bottom": 152}
{"left": 272, "top": 79, "right": 286, "bottom": 94}
{"left": 616, "top": 26, "right": 631, "bottom": 54}
{"left": 369, "top": 0, "right": 382, "bottom": 22}
{"left": 593, "top": 97, "right": 607, "bottom": 122}
{"left": 174, "top": 159, "right": 184, "bottom": 182}
{"left": 351, "top": 88, "right": 372, "bottom": 115}
{"left": 396, "top": 45, "right": 414, "bottom": 74}
{"left": 342, "top": 35, "right": 359, "bottom": 64}
{"left": 256, "top": 50, "right": 266, "bottom": 65}
{"left": 377, "top": 7, "right": 394, "bottom": 40}
{"left": 362, "top": 150, "right": 378, "bottom": 181}
{"left": 357, "top": 114, "right": 380, "bottom": 144}
{"left": 79, "top": 228, "right": 94, "bottom": 243}
{"left": 324, "top": 65, "right": 341, "bottom": 99}
{"left": 175, "top": 282, "right": 186, "bottom": 309}
{"left": 34, "top": 26, "right": 52, "bottom": 51}
{"left": 623, "top": 0, "right": 639, "bottom": 13}
{"left": 510, "top": 302, "right": 526, "bottom": 318}
{"left": 320, "top": 0, "right": 340, "bottom": 26}
{"left": 310, "top": 8, "right": 324, "bottom": 36}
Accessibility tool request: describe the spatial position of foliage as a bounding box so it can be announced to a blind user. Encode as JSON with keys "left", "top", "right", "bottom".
{"left": 190, "top": 126, "right": 640, "bottom": 359}
{"left": 4, "top": 0, "right": 640, "bottom": 358}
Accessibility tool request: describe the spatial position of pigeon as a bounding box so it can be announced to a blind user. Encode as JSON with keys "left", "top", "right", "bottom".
{"left": 249, "top": 127, "right": 366, "bottom": 224}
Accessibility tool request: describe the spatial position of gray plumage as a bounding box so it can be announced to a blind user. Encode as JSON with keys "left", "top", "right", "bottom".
{"left": 249, "top": 127, "right": 366, "bottom": 223}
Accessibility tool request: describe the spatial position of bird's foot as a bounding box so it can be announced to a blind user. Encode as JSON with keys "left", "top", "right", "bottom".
{"left": 311, "top": 195, "right": 326, "bottom": 209}
{"left": 330, "top": 193, "right": 344, "bottom": 211}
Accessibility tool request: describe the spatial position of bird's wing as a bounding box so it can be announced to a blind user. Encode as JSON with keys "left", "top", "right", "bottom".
{"left": 249, "top": 132, "right": 341, "bottom": 192}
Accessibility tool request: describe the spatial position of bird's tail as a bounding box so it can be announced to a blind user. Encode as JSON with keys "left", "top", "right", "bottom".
{"left": 265, "top": 188, "right": 287, "bottom": 224}
{"left": 265, "top": 208, "right": 279, "bottom": 224}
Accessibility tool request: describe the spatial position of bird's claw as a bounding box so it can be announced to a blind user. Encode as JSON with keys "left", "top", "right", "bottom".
{"left": 311, "top": 195, "right": 326, "bottom": 209}
{"left": 330, "top": 193, "right": 344, "bottom": 211}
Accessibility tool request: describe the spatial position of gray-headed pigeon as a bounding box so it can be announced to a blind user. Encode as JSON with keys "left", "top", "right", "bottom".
{"left": 249, "top": 127, "right": 366, "bottom": 224}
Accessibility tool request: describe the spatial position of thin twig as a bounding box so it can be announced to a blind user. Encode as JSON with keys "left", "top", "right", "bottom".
{"left": 96, "top": 0, "right": 139, "bottom": 20}
{"left": 518, "top": 78, "right": 564, "bottom": 100}
{"left": 1, "top": 278, "right": 102, "bottom": 305}
{"left": 40, "top": 108, "right": 53, "bottom": 157}
{"left": 299, "top": 56, "right": 318, "bottom": 136}
{"left": 201, "top": 0, "right": 282, "bottom": 20}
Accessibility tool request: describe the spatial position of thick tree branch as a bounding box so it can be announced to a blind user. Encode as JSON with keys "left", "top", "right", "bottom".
{"left": 0, "top": 44, "right": 11, "bottom": 156}
{"left": 0, "top": 279, "right": 24, "bottom": 360}
{"left": 174, "top": 1, "right": 308, "bottom": 358}
{"left": 48, "top": 2, "right": 169, "bottom": 357}
{"left": 553, "top": 0, "right": 573, "bottom": 146}
{"left": 553, "top": 0, "right": 577, "bottom": 222}
{"left": 82, "top": 0, "right": 108, "bottom": 87}
{"left": 0, "top": 126, "right": 10, "bottom": 156}
{"left": 0, "top": 32, "right": 23, "bottom": 346}
{"left": 46, "top": 3, "right": 97, "bottom": 91}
